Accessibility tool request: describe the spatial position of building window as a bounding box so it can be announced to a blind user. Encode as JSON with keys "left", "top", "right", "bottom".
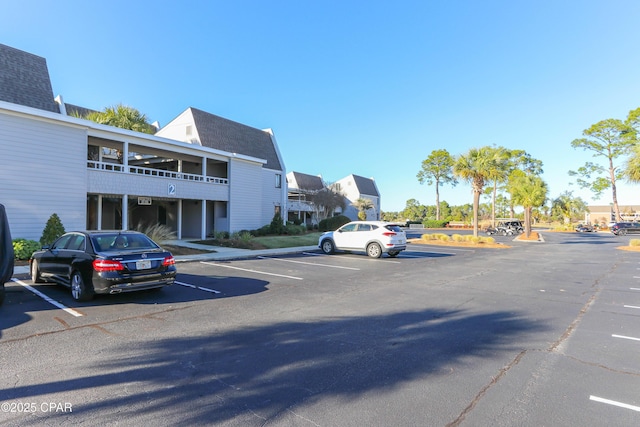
{"left": 274, "top": 205, "right": 281, "bottom": 216}
{"left": 275, "top": 174, "right": 282, "bottom": 188}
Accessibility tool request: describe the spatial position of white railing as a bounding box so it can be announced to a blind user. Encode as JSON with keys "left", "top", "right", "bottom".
{"left": 87, "top": 161, "right": 228, "bottom": 185}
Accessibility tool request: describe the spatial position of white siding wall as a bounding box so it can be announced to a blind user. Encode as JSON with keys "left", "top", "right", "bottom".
{"left": 261, "top": 169, "right": 284, "bottom": 225}
{"left": 228, "top": 158, "right": 263, "bottom": 232}
{"left": 0, "top": 112, "right": 87, "bottom": 240}
{"left": 154, "top": 110, "right": 196, "bottom": 143}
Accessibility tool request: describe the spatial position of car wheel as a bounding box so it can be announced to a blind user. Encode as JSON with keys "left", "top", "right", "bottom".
{"left": 388, "top": 251, "right": 399, "bottom": 258}
{"left": 71, "top": 271, "right": 94, "bottom": 302}
{"left": 619, "top": 229, "right": 628, "bottom": 236}
{"left": 30, "top": 260, "right": 44, "bottom": 283}
{"left": 321, "top": 239, "right": 335, "bottom": 254}
{"left": 367, "top": 242, "right": 382, "bottom": 258}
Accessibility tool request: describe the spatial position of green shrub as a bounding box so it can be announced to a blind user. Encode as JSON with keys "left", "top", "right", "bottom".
{"left": 318, "top": 215, "right": 351, "bottom": 232}
{"left": 237, "top": 231, "right": 253, "bottom": 242}
{"left": 423, "top": 219, "right": 449, "bottom": 228}
{"left": 437, "top": 233, "right": 451, "bottom": 242}
{"left": 269, "top": 212, "right": 285, "bottom": 235}
{"left": 252, "top": 225, "right": 271, "bottom": 237}
{"left": 284, "top": 222, "right": 305, "bottom": 235}
{"left": 484, "top": 236, "right": 496, "bottom": 244}
{"left": 40, "top": 213, "right": 65, "bottom": 246}
{"left": 452, "top": 234, "right": 465, "bottom": 242}
{"left": 213, "top": 231, "right": 230, "bottom": 240}
{"left": 13, "top": 238, "right": 40, "bottom": 260}
{"left": 630, "top": 239, "right": 640, "bottom": 247}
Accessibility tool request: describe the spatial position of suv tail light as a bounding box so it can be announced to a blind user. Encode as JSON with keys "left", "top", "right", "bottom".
{"left": 93, "top": 259, "right": 124, "bottom": 272}
{"left": 382, "top": 231, "right": 396, "bottom": 237}
{"left": 163, "top": 256, "right": 175, "bottom": 267}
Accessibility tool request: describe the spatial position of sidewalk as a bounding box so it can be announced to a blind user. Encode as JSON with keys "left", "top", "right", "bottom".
{"left": 12, "top": 241, "right": 320, "bottom": 276}
{"left": 163, "top": 240, "right": 319, "bottom": 262}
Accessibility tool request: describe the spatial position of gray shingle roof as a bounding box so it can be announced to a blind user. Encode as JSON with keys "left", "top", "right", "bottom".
{"left": 0, "top": 44, "right": 59, "bottom": 113}
{"left": 64, "top": 103, "right": 97, "bottom": 118}
{"left": 290, "top": 172, "right": 324, "bottom": 191}
{"left": 190, "top": 108, "right": 282, "bottom": 171}
{"left": 352, "top": 174, "right": 379, "bottom": 197}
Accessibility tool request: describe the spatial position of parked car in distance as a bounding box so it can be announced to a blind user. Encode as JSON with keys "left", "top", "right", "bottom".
{"left": 0, "top": 203, "right": 14, "bottom": 306}
{"left": 610, "top": 222, "right": 640, "bottom": 236}
{"left": 487, "top": 219, "right": 524, "bottom": 236}
{"left": 318, "top": 221, "right": 407, "bottom": 258}
{"left": 30, "top": 231, "right": 176, "bottom": 301}
{"left": 575, "top": 224, "right": 594, "bottom": 232}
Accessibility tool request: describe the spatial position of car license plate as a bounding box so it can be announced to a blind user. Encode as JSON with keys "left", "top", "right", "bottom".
{"left": 136, "top": 260, "right": 152, "bottom": 270}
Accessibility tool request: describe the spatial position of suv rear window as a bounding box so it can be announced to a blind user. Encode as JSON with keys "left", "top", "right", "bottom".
{"left": 385, "top": 225, "right": 403, "bottom": 232}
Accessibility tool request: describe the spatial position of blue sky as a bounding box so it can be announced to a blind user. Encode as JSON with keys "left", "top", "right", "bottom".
{"left": 3, "top": 1, "right": 640, "bottom": 212}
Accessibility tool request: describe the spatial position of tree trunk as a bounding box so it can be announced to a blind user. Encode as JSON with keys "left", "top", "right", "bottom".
{"left": 491, "top": 182, "right": 497, "bottom": 227}
{"left": 473, "top": 190, "right": 480, "bottom": 237}
{"left": 435, "top": 180, "right": 441, "bottom": 221}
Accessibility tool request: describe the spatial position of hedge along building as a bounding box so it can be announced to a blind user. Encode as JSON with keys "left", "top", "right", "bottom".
{"left": 0, "top": 43, "right": 287, "bottom": 241}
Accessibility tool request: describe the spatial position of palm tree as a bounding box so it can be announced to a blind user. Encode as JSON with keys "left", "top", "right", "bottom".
{"left": 484, "top": 146, "right": 510, "bottom": 226}
{"left": 354, "top": 198, "right": 374, "bottom": 220}
{"left": 509, "top": 175, "right": 548, "bottom": 237}
{"left": 85, "top": 104, "right": 156, "bottom": 134}
{"left": 453, "top": 147, "right": 499, "bottom": 236}
{"left": 551, "top": 191, "right": 588, "bottom": 224}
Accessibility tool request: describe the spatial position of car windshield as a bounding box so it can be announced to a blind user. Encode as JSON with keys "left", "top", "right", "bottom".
{"left": 91, "top": 233, "right": 159, "bottom": 252}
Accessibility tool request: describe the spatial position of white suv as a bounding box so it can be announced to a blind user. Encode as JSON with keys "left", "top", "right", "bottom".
{"left": 318, "top": 221, "right": 407, "bottom": 258}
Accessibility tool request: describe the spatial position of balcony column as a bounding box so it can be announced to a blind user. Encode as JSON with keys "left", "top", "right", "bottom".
{"left": 97, "top": 195, "right": 103, "bottom": 230}
{"left": 177, "top": 200, "right": 183, "bottom": 239}
{"left": 202, "top": 157, "right": 207, "bottom": 181}
{"left": 201, "top": 199, "right": 207, "bottom": 240}
{"left": 123, "top": 141, "right": 129, "bottom": 169}
{"left": 122, "top": 195, "right": 128, "bottom": 230}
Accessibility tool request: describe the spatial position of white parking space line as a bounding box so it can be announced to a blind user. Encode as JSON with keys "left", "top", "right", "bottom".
{"left": 175, "top": 281, "right": 221, "bottom": 294}
{"left": 612, "top": 334, "right": 640, "bottom": 342}
{"left": 257, "top": 256, "right": 360, "bottom": 270}
{"left": 303, "top": 253, "right": 401, "bottom": 264}
{"left": 403, "top": 250, "right": 458, "bottom": 256}
{"left": 200, "top": 261, "right": 303, "bottom": 280}
{"left": 302, "top": 252, "right": 322, "bottom": 256}
{"left": 409, "top": 246, "right": 475, "bottom": 253}
{"left": 630, "top": 287, "right": 640, "bottom": 291}
{"left": 11, "top": 279, "right": 84, "bottom": 317}
{"left": 623, "top": 305, "right": 640, "bottom": 310}
{"left": 590, "top": 395, "right": 640, "bottom": 412}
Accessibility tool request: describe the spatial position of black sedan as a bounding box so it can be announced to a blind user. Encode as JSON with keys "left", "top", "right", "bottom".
{"left": 30, "top": 231, "right": 177, "bottom": 301}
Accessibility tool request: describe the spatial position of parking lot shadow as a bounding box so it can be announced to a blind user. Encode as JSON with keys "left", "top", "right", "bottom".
{"left": 1, "top": 308, "right": 547, "bottom": 425}
{"left": 0, "top": 274, "right": 269, "bottom": 337}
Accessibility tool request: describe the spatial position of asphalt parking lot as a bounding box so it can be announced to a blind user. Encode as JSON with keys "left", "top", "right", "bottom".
{"left": 1, "top": 231, "right": 639, "bottom": 426}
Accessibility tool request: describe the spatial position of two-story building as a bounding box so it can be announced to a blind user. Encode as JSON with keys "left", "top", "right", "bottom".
{"left": 0, "top": 43, "right": 286, "bottom": 241}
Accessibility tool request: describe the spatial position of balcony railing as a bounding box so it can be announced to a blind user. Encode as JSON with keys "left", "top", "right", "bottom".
{"left": 88, "top": 160, "right": 228, "bottom": 184}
